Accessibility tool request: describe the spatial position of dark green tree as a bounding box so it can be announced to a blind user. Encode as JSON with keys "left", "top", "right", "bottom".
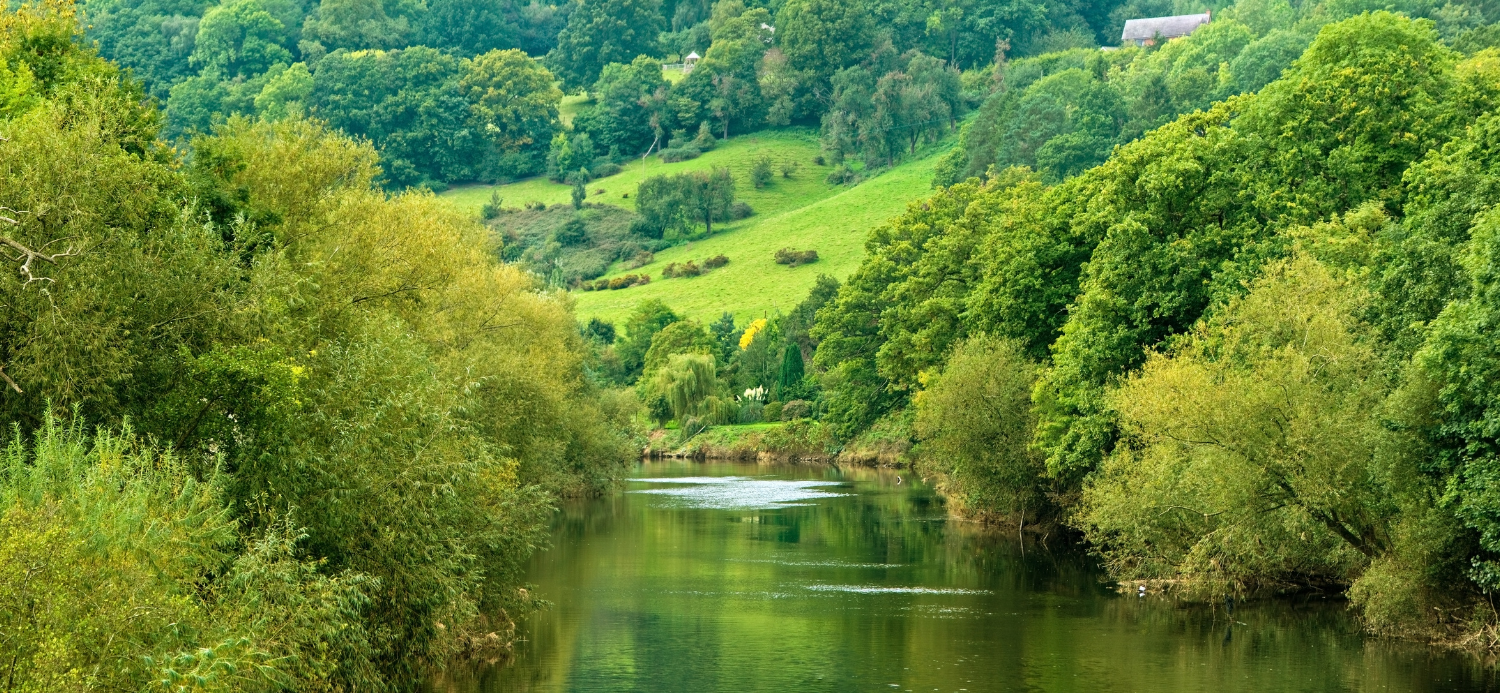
{"left": 545, "top": 0, "right": 665, "bottom": 90}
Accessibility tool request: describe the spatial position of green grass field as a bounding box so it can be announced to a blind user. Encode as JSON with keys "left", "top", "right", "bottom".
{"left": 439, "top": 127, "right": 953, "bottom": 325}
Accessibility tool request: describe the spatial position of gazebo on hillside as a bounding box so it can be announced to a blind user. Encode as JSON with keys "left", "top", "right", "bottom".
{"left": 1121, "top": 11, "right": 1211, "bottom": 46}
{"left": 683, "top": 51, "right": 700, "bottom": 73}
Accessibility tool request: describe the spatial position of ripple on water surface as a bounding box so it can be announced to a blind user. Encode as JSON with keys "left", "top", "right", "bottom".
{"left": 627, "top": 475, "right": 850, "bottom": 509}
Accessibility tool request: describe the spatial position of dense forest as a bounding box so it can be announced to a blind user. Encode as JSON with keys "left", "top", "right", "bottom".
{"left": 81, "top": 0, "right": 1217, "bottom": 189}
{"left": 809, "top": 9, "right": 1500, "bottom": 645}
{"left": 0, "top": 2, "right": 635, "bottom": 688}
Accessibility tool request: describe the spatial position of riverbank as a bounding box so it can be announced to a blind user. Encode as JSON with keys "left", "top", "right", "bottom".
{"left": 643, "top": 419, "right": 913, "bottom": 468}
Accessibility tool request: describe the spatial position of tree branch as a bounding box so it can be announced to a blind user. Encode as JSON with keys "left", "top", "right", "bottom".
{"left": 0, "top": 365, "right": 20, "bottom": 394}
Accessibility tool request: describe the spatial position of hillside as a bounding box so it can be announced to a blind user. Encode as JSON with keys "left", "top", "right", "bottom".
{"left": 441, "top": 128, "right": 953, "bottom": 325}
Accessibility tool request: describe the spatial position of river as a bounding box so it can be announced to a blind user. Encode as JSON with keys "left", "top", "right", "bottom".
{"left": 429, "top": 460, "right": 1497, "bottom": 692}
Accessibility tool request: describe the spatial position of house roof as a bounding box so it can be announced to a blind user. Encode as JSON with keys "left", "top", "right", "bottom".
{"left": 1121, "top": 12, "right": 1211, "bottom": 41}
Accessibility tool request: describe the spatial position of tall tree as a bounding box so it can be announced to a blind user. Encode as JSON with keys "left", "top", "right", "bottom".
{"left": 775, "top": 0, "right": 874, "bottom": 101}
{"left": 545, "top": 0, "right": 664, "bottom": 90}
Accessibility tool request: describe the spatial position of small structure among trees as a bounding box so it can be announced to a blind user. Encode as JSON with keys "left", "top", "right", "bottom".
{"left": 1120, "top": 12, "right": 1211, "bottom": 46}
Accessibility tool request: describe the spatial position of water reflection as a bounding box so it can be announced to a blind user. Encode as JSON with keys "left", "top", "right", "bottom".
{"left": 428, "top": 461, "right": 1497, "bottom": 693}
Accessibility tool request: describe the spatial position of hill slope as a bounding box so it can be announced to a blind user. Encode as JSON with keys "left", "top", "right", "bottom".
{"left": 440, "top": 128, "right": 954, "bottom": 325}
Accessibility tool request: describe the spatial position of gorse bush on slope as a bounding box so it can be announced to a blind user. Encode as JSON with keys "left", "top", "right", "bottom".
{"left": 0, "top": 3, "right": 633, "bottom": 688}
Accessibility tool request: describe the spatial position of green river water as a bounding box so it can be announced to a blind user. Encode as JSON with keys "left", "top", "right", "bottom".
{"left": 428, "top": 460, "right": 1498, "bottom": 692}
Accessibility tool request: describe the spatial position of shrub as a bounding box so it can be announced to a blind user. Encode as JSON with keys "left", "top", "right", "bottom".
{"left": 826, "top": 164, "right": 857, "bottom": 184}
{"left": 705, "top": 254, "right": 729, "bottom": 268}
{"left": 629, "top": 216, "right": 663, "bottom": 238}
{"left": 774, "top": 248, "right": 819, "bottom": 266}
{"left": 556, "top": 217, "right": 587, "bottom": 245}
{"left": 481, "top": 191, "right": 503, "bottom": 220}
{"left": 592, "top": 162, "right": 622, "bottom": 178}
{"left": 762, "top": 401, "right": 783, "bottom": 422}
{"left": 738, "top": 400, "right": 764, "bottom": 423}
{"left": 627, "top": 250, "right": 654, "bottom": 268}
{"left": 781, "top": 399, "right": 812, "bottom": 420}
{"left": 779, "top": 160, "right": 799, "bottom": 178}
{"left": 813, "top": 155, "right": 826, "bottom": 166}
{"left": 663, "top": 261, "right": 702, "bottom": 278}
{"left": 571, "top": 178, "right": 586, "bottom": 209}
{"left": 606, "top": 274, "right": 650, "bottom": 289}
{"left": 914, "top": 335, "right": 1046, "bottom": 522}
{"left": 730, "top": 201, "right": 754, "bottom": 219}
{"left": 659, "top": 146, "right": 702, "bottom": 163}
{"left": 525, "top": 200, "right": 546, "bottom": 210}
{"left": 752, "top": 155, "right": 773, "bottom": 188}
{"left": 693, "top": 121, "right": 717, "bottom": 150}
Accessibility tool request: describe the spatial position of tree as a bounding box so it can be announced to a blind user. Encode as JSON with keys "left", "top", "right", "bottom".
{"left": 461, "top": 49, "right": 563, "bottom": 180}
{"left": 300, "top": 0, "right": 412, "bottom": 52}
{"left": 255, "top": 61, "right": 314, "bottom": 119}
{"left": 191, "top": 0, "right": 294, "bottom": 79}
{"left": 417, "top": 0, "right": 517, "bottom": 56}
{"left": 777, "top": 340, "right": 805, "bottom": 393}
{"left": 915, "top": 335, "right": 1047, "bottom": 522}
{"left": 650, "top": 353, "right": 719, "bottom": 422}
{"left": 617, "top": 299, "right": 681, "bottom": 381}
{"left": 642, "top": 319, "right": 717, "bottom": 374}
{"left": 1077, "top": 255, "right": 1409, "bottom": 594}
{"left": 546, "top": 0, "right": 665, "bottom": 90}
{"left": 775, "top": 0, "right": 875, "bottom": 99}
{"left": 573, "top": 55, "right": 670, "bottom": 156}
{"left": 547, "top": 131, "right": 595, "bottom": 181}
{"left": 681, "top": 167, "right": 735, "bottom": 235}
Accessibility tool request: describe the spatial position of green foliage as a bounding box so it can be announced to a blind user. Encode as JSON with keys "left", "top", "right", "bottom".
{"left": 808, "top": 8, "right": 1500, "bottom": 644}
{"left": 191, "top": 0, "right": 294, "bottom": 79}
{"left": 544, "top": 0, "right": 664, "bottom": 90}
{"left": 650, "top": 352, "right": 719, "bottom": 421}
{"left": 573, "top": 55, "right": 670, "bottom": 157}
{"left": 616, "top": 299, "right": 682, "bottom": 381}
{"left": 311, "top": 47, "right": 561, "bottom": 187}
{"left": 821, "top": 49, "right": 967, "bottom": 169}
{"left": 0, "top": 12, "right": 634, "bottom": 684}
{"left": 635, "top": 166, "right": 738, "bottom": 237}
{"left": 642, "top": 319, "right": 717, "bottom": 374}
{"left": 1077, "top": 255, "right": 1413, "bottom": 594}
{"left": 914, "top": 336, "right": 1047, "bottom": 522}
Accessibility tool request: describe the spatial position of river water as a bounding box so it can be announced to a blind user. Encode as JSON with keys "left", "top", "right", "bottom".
{"left": 429, "top": 460, "right": 1497, "bottom": 692}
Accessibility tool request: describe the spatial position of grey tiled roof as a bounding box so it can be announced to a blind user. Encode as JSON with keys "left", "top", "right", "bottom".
{"left": 1121, "top": 13, "right": 1211, "bottom": 41}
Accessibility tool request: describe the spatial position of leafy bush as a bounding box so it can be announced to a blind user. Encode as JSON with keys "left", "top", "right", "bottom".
{"left": 592, "top": 161, "right": 623, "bottom": 178}
{"left": 763, "top": 401, "right": 783, "bottom": 421}
{"left": 659, "top": 146, "right": 702, "bottom": 162}
{"left": 752, "top": 154, "right": 773, "bottom": 188}
{"left": 738, "top": 401, "right": 764, "bottom": 423}
{"left": 731, "top": 201, "right": 754, "bottom": 219}
{"left": 774, "top": 248, "right": 819, "bottom": 266}
{"left": 779, "top": 159, "right": 799, "bottom": 178}
{"left": 826, "top": 164, "right": 857, "bottom": 184}
{"left": 780, "top": 399, "right": 812, "bottom": 420}
{"left": 628, "top": 249, "right": 655, "bottom": 267}
{"left": 481, "top": 190, "right": 504, "bottom": 220}
{"left": 914, "top": 336, "right": 1047, "bottom": 522}
{"left": 705, "top": 254, "right": 729, "bottom": 268}
{"left": 693, "top": 121, "right": 718, "bottom": 150}
{"left": 662, "top": 261, "right": 702, "bottom": 278}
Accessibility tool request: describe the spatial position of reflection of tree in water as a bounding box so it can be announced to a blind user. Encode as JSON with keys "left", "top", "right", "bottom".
{"left": 435, "top": 462, "right": 1495, "bottom": 693}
